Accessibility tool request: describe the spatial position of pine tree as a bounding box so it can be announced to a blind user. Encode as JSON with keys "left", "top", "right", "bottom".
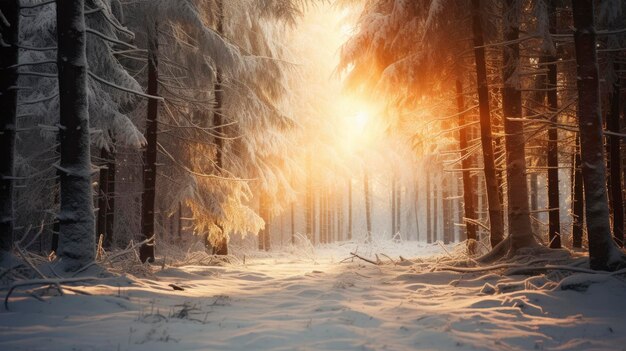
{"left": 55, "top": 0, "right": 96, "bottom": 271}
{"left": 0, "top": 0, "right": 19, "bottom": 263}
{"left": 571, "top": 0, "right": 626, "bottom": 271}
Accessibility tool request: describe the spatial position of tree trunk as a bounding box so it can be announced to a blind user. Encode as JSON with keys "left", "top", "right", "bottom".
{"left": 391, "top": 175, "right": 396, "bottom": 237}
{"left": 291, "top": 196, "right": 295, "bottom": 245}
{"left": 501, "top": 0, "right": 537, "bottom": 250}
{"left": 348, "top": 178, "right": 352, "bottom": 240}
{"left": 471, "top": 0, "right": 505, "bottom": 248}
{"left": 426, "top": 170, "right": 433, "bottom": 243}
{"left": 443, "top": 178, "right": 451, "bottom": 244}
{"left": 0, "top": 0, "right": 19, "bottom": 261}
{"left": 140, "top": 25, "right": 159, "bottom": 263}
{"left": 414, "top": 177, "right": 420, "bottom": 241}
{"left": 572, "top": 136, "right": 584, "bottom": 248}
{"left": 546, "top": 1, "right": 561, "bottom": 248}
{"left": 608, "top": 67, "right": 624, "bottom": 247}
{"left": 572, "top": 0, "right": 625, "bottom": 270}
{"left": 56, "top": 0, "right": 96, "bottom": 271}
{"left": 434, "top": 179, "right": 439, "bottom": 242}
{"left": 96, "top": 148, "right": 110, "bottom": 247}
{"left": 211, "top": 0, "right": 228, "bottom": 255}
{"left": 456, "top": 79, "right": 477, "bottom": 247}
{"left": 104, "top": 150, "right": 115, "bottom": 248}
{"left": 396, "top": 178, "right": 401, "bottom": 238}
{"left": 364, "top": 171, "right": 372, "bottom": 241}
{"left": 305, "top": 152, "right": 312, "bottom": 242}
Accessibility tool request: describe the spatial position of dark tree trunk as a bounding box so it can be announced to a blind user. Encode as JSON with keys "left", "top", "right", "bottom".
{"left": 546, "top": 1, "right": 561, "bottom": 248}
{"left": 364, "top": 171, "right": 372, "bottom": 241}
{"left": 608, "top": 67, "right": 624, "bottom": 247}
{"left": 56, "top": 0, "right": 96, "bottom": 271}
{"left": 211, "top": 0, "right": 228, "bottom": 255}
{"left": 471, "top": 0, "right": 505, "bottom": 248}
{"left": 501, "top": 0, "right": 537, "bottom": 250}
{"left": 0, "top": 0, "right": 19, "bottom": 260}
{"left": 96, "top": 149, "right": 110, "bottom": 246}
{"left": 572, "top": 0, "right": 625, "bottom": 270}
{"left": 104, "top": 150, "right": 115, "bottom": 248}
{"left": 456, "top": 79, "right": 477, "bottom": 247}
{"left": 572, "top": 137, "right": 584, "bottom": 248}
{"left": 140, "top": 26, "right": 159, "bottom": 263}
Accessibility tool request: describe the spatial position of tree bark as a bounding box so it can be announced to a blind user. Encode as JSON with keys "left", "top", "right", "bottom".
{"left": 608, "top": 66, "right": 624, "bottom": 247}
{"left": 546, "top": 1, "right": 561, "bottom": 248}
{"left": 0, "top": 0, "right": 19, "bottom": 260}
{"left": 501, "top": 0, "right": 537, "bottom": 250}
{"left": 426, "top": 170, "right": 432, "bottom": 243}
{"left": 571, "top": 0, "right": 625, "bottom": 270}
{"left": 471, "top": 0, "right": 505, "bottom": 248}
{"left": 572, "top": 136, "right": 584, "bottom": 248}
{"left": 211, "top": 0, "right": 228, "bottom": 255}
{"left": 456, "top": 79, "right": 477, "bottom": 247}
{"left": 96, "top": 149, "right": 109, "bottom": 247}
{"left": 56, "top": 0, "right": 96, "bottom": 271}
{"left": 348, "top": 178, "right": 352, "bottom": 240}
{"left": 140, "top": 25, "right": 159, "bottom": 263}
{"left": 104, "top": 149, "right": 115, "bottom": 248}
{"left": 364, "top": 170, "right": 372, "bottom": 242}
{"left": 305, "top": 152, "right": 312, "bottom": 242}
{"left": 391, "top": 175, "right": 396, "bottom": 237}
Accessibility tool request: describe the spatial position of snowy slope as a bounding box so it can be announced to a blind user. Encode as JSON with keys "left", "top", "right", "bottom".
{"left": 1, "top": 241, "right": 625, "bottom": 351}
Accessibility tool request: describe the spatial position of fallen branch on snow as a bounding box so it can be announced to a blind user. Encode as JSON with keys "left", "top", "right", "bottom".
{"left": 5, "top": 277, "right": 100, "bottom": 310}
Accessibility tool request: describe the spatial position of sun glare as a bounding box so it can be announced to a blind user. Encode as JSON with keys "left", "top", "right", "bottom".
{"left": 354, "top": 111, "right": 369, "bottom": 132}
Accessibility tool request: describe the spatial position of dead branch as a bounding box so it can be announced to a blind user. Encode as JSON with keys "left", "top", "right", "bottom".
{"left": 349, "top": 252, "right": 380, "bottom": 266}
{"left": 5, "top": 277, "right": 99, "bottom": 310}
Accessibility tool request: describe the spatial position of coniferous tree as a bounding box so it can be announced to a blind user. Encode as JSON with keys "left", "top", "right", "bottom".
{"left": 470, "top": 0, "right": 504, "bottom": 249}
{"left": 571, "top": 0, "right": 625, "bottom": 270}
{"left": 55, "top": 0, "right": 96, "bottom": 271}
{"left": 0, "top": 0, "right": 19, "bottom": 263}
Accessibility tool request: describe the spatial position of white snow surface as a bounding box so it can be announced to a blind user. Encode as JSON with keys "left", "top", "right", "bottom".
{"left": 1, "top": 240, "right": 626, "bottom": 351}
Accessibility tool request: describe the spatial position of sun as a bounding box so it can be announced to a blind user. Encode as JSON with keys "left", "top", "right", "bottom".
{"left": 354, "top": 111, "right": 369, "bottom": 132}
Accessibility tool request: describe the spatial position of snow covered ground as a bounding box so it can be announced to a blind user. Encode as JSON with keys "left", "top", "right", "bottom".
{"left": 1, "top": 240, "right": 626, "bottom": 351}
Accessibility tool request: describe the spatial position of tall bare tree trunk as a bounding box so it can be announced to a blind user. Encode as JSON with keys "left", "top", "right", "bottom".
{"left": 364, "top": 171, "right": 372, "bottom": 241}
{"left": 501, "top": 0, "right": 537, "bottom": 251}
{"left": 140, "top": 25, "right": 159, "bottom": 263}
{"left": 546, "top": 1, "right": 561, "bottom": 248}
{"left": 305, "top": 152, "right": 312, "bottom": 242}
{"left": 396, "top": 178, "right": 401, "bottom": 237}
{"left": 391, "top": 175, "right": 396, "bottom": 237}
{"left": 471, "top": 0, "right": 505, "bottom": 248}
{"left": 56, "top": 0, "right": 96, "bottom": 271}
{"left": 97, "top": 149, "right": 110, "bottom": 246}
{"left": 572, "top": 0, "right": 625, "bottom": 270}
{"left": 608, "top": 67, "right": 624, "bottom": 247}
{"left": 105, "top": 150, "right": 116, "bottom": 248}
{"left": 572, "top": 137, "right": 584, "bottom": 248}
{"left": 456, "top": 79, "right": 477, "bottom": 248}
{"left": 348, "top": 178, "right": 352, "bottom": 240}
{"left": 426, "top": 170, "right": 432, "bottom": 243}
{"left": 0, "top": 0, "right": 19, "bottom": 261}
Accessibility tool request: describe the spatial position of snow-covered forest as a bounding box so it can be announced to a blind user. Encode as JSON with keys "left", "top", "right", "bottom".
{"left": 1, "top": 0, "right": 626, "bottom": 350}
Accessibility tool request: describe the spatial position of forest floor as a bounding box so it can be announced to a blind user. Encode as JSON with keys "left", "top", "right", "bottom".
{"left": 1, "top": 239, "right": 626, "bottom": 351}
